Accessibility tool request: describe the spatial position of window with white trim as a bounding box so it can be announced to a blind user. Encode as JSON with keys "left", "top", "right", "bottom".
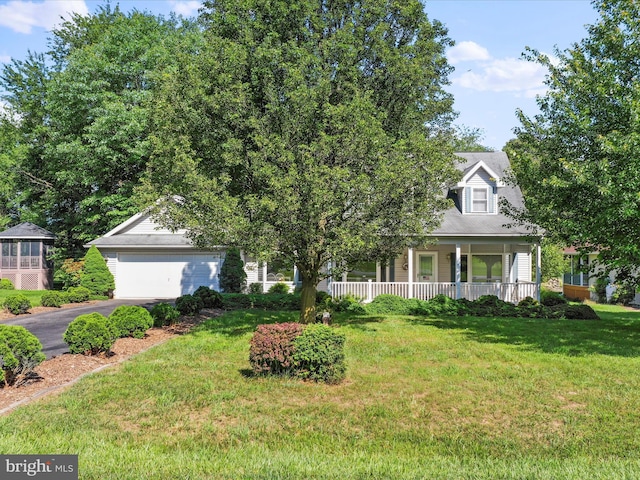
{"left": 472, "top": 188, "right": 488, "bottom": 213}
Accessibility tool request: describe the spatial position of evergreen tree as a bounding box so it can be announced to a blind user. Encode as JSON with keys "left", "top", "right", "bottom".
{"left": 80, "top": 245, "right": 115, "bottom": 296}
{"left": 219, "top": 248, "right": 247, "bottom": 293}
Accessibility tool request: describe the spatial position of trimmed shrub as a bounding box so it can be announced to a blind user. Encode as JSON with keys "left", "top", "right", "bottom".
{"left": 109, "top": 305, "right": 153, "bottom": 338}
{"left": 249, "top": 322, "right": 305, "bottom": 376}
{"left": 219, "top": 247, "right": 247, "bottom": 293}
{"left": 563, "top": 304, "right": 600, "bottom": 320}
{"left": 540, "top": 290, "right": 567, "bottom": 307}
{"left": 66, "top": 286, "right": 91, "bottom": 303}
{"left": 3, "top": 294, "right": 32, "bottom": 315}
{"left": 292, "top": 324, "right": 346, "bottom": 384}
{"left": 328, "top": 294, "right": 366, "bottom": 314}
{"left": 0, "top": 325, "right": 45, "bottom": 386}
{"left": 150, "top": 302, "right": 180, "bottom": 327}
{"left": 268, "top": 282, "right": 291, "bottom": 294}
{"left": 41, "top": 291, "right": 67, "bottom": 308}
{"left": 175, "top": 294, "right": 203, "bottom": 316}
{"left": 63, "top": 313, "right": 118, "bottom": 355}
{"left": 315, "top": 290, "right": 331, "bottom": 306}
{"left": 193, "top": 286, "right": 223, "bottom": 308}
{"left": 222, "top": 293, "right": 301, "bottom": 311}
{"left": 518, "top": 296, "right": 540, "bottom": 307}
{"left": 426, "top": 294, "right": 463, "bottom": 316}
{"left": 365, "top": 294, "right": 412, "bottom": 315}
{"left": 79, "top": 245, "right": 115, "bottom": 296}
{"left": 249, "top": 283, "right": 263, "bottom": 294}
{"left": 0, "top": 278, "right": 15, "bottom": 290}
{"left": 468, "top": 295, "right": 518, "bottom": 317}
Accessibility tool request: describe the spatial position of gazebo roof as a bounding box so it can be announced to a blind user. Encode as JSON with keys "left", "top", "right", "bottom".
{"left": 0, "top": 222, "right": 56, "bottom": 240}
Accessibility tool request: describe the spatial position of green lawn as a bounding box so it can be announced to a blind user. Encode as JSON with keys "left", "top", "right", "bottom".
{"left": 0, "top": 289, "right": 44, "bottom": 307}
{"left": 2, "top": 305, "right": 640, "bottom": 479}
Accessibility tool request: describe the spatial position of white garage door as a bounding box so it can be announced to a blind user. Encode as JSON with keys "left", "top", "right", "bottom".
{"left": 116, "top": 253, "right": 222, "bottom": 299}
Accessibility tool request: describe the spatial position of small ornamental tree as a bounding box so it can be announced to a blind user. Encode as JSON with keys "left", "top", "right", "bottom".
{"left": 219, "top": 248, "right": 246, "bottom": 293}
{"left": 79, "top": 245, "right": 114, "bottom": 296}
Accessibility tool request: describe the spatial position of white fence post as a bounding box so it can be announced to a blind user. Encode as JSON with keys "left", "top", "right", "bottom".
{"left": 367, "top": 279, "right": 373, "bottom": 302}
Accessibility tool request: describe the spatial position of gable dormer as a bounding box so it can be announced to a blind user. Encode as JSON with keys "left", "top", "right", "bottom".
{"left": 456, "top": 160, "right": 503, "bottom": 215}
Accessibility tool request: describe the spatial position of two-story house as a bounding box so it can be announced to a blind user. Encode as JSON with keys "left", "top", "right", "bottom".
{"left": 331, "top": 151, "right": 541, "bottom": 302}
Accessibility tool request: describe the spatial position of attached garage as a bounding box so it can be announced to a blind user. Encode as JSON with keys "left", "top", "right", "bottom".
{"left": 86, "top": 212, "right": 227, "bottom": 299}
{"left": 115, "top": 252, "right": 222, "bottom": 299}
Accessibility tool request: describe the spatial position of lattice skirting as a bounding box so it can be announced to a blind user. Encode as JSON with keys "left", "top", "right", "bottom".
{"left": 0, "top": 271, "right": 52, "bottom": 290}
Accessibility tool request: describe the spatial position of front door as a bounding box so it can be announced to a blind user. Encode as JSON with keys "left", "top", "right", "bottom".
{"left": 417, "top": 253, "right": 437, "bottom": 282}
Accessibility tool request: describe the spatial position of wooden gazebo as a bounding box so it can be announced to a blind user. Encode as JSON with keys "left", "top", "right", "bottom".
{"left": 0, "top": 222, "right": 55, "bottom": 290}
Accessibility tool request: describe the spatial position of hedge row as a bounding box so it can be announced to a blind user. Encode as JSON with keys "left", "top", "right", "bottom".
{"left": 1, "top": 286, "right": 98, "bottom": 316}
{"left": 249, "top": 322, "right": 346, "bottom": 384}
{"left": 361, "top": 294, "right": 599, "bottom": 320}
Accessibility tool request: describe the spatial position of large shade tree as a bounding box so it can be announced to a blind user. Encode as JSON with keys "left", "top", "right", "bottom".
{"left": 506, "top": 0, "right": 640, "bottom": 286}
{"left": 0, "top": 6, "right": 197, "bottom": 256}
{"left": 142, "top": 0, "right": 459, "bottom": 322}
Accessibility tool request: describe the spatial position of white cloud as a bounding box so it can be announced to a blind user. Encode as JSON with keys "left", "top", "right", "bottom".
{"left": 0, "top": 54, "right": 10, "bottom": 64}
{"left": 0, "top": 1, "right": 88, "bottom": 34}
{"left": 448, "top": 41, "right": 490, "bottom": 64}
{"left": 169, "top": 1, "right": 200, "bottom": 17}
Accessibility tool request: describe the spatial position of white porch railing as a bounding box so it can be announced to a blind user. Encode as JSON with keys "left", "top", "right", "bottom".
{"left": 331, "top": 281, "right": 539, "bottom": 304}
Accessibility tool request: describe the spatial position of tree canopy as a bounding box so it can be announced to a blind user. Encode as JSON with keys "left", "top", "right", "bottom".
{"left": 506, "top": 0, "right": 640, "bottom": 286}
{"left": 0, "top": 5, "right": 196, "bottom": 256}
{"left": 142, "top": 0, "right": 459, "bottom": 321}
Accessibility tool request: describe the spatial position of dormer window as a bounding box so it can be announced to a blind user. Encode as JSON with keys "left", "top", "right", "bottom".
{"left": 472, "top": 188, "right": 488, "bottom": 213}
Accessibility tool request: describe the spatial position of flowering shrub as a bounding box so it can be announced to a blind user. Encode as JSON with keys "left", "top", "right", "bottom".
{"left": 249, "top": 322, "right": 305, "bottom": 376}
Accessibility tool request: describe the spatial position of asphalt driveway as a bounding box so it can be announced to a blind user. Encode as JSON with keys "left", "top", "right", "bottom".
{"left": 1, "top": 299, "right": 167, "bottom": 359}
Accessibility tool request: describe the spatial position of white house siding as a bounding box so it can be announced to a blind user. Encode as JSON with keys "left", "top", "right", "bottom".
{"left": 120, "top": 216, "right": 186, "bottom": 235}
{"left": 461, "top": 170, "right": 498, "bottom": 215}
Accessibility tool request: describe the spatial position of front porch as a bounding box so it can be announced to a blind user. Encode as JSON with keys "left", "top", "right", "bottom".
{"left": 331, "top": 280, "right": 538, "bottom": 304}
{"left": 330, "top": 241, "right": 541, "bottom": 304}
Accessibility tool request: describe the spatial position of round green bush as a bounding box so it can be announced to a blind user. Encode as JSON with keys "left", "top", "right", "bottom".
{"left": 0, "top": 324, "right": 45, "bottom": 386}
{"left": 150, "top": 302, "right": 180, "bottom": 327}
{"left": 292, "top": 324, "right": 346, "bottom": 384}
{"left": 268, "top": 282, "right": 291, "bottom": 295}
{"left": 365, "top": 294, "right": 408, "bottom": 315}
{"left": 41, "top": 291, "right": 67, "bottom": 308}
{"left": 175, "top": 294, "right": 203, "bottom": 316}
{"left": 0, "top": 278, "right": 15, "bottom": 290}
{"left": 193, "top": 286, "right": 223, "bottom": 308}
{"left": 109, "top": 305, "right": 153, "bottom": 338}
{"left": 248, "top": 283, "right": 263, "bottom": 294}
{"left": 66, "top": 286, "right": 91, "bottom": 303}
{"left": 63, "top": 313, "right": 118, "bottom": 355}
{"left": 3, "top": 294, "right": 32, "bottom": 315}
{"left": 540, "top": 290, "right": 567, "bottom": 307}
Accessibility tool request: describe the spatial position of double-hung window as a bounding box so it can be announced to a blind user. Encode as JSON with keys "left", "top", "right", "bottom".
{"left": 471, "top": 188, "right": 489, "bottom": 213}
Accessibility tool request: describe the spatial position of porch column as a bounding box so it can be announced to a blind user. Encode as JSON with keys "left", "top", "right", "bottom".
{"left": 455, "top": 243, "right": 461, "bottom": 299}
{"left": 262, "top": 263, "right": 268, "bottom": 293}
{"left": 408, "top": 247, "right": 414, "bottom": 299}
{"left": 535, "top": 242, "right": 542, "bottom": 300}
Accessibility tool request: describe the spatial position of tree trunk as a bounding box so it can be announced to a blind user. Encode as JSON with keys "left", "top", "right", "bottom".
{"left": 299, "top": 274, "right": 317, "bottom": 324}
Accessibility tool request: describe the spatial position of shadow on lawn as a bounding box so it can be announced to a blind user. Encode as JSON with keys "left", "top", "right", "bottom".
{"left": 414, "top": 310, "right": 640, "bottom": 357}
{"left": 195, "top": 310, "right": 299, "bottom": 337}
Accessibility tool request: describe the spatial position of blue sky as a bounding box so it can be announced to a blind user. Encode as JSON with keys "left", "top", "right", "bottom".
{"left": 0, "top": 0, "right": 599, "bottom": 149}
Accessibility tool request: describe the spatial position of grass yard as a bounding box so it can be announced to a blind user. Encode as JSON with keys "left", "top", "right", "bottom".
{"left": 1, "top": 304, "right": 640, "bottom": 478}
{"left": 0, "top": 289, "right": 43, "bottom": 307}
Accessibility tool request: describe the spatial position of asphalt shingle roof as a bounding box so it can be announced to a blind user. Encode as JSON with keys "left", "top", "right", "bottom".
{"left": 432, "top": 152, "right": 532, "bottom": 238}
{"left": 0, "top": 222, "right": 55, "bottom": 239}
